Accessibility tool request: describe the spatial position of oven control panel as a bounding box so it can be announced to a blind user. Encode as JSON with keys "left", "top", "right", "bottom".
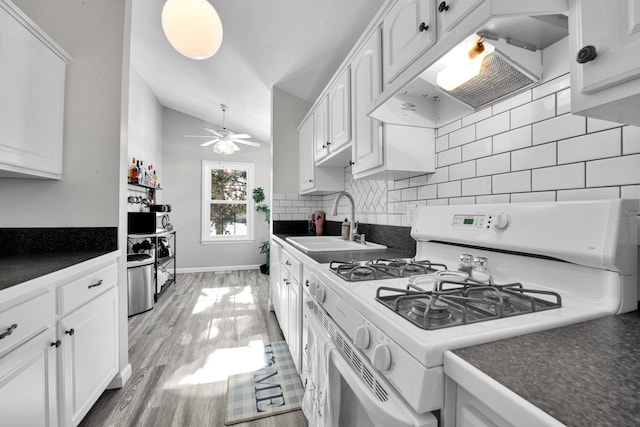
{"left": 452, "top": 214, "right": 489, "bottom": 229}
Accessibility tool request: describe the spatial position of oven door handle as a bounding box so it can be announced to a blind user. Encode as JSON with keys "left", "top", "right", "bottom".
{"left": 328, "top": 346, "right": 436, "bottom": 427}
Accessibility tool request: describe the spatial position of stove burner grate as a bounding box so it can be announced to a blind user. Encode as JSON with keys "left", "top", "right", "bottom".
{"left": 330, "top": 258, "right": 449, "bottom": 281}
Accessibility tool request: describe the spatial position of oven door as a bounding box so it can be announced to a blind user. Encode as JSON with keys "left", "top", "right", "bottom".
{"left": 304, "top": 298, "right": 437, "bottom": 427}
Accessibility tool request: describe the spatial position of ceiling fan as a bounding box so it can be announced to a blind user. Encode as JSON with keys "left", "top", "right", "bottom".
{"left": 185, "top": 104, "right": 260, "bottom": 155}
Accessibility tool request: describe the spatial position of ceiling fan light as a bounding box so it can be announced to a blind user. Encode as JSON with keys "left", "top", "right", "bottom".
{"left": 161, "top": 0, "right": 223, "bottom": 60}
{"left": 213, "top": 139, "right": 235, "bottom": 155}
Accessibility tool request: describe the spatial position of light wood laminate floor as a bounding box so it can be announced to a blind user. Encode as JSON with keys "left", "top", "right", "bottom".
{"left": 80, "top": 270, "right": 308, "bottom": 427}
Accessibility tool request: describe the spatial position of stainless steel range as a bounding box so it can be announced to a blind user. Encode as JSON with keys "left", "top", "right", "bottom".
{"left": 301, "top": 200, "right": 639, "bottom": 426}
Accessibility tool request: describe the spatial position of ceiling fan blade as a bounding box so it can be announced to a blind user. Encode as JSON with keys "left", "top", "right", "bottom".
{"left": 228, "top": 133, "right": 251, "bottom": 139}
{"left": 229, "top": 141, "right": 240, "bottom": 151}
{"left": 203, "top": 127, "right": 223, "bottom": 137}
{"left": 184, "top": 135, "right": 216, "bottom": 138}
{"left": 200, "top": 139, "right": 220, "bottom": 147}
{"left": 231, "top": 139, "right": 261, "bottom": 147}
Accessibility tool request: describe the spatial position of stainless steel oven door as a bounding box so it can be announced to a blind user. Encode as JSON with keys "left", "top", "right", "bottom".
{"left": 304, "top": 299, "right": 437, "bottom": 427}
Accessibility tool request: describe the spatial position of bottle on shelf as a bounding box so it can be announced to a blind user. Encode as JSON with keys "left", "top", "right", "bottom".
{"left": 129, "top": 158, "right": 137, "bottom": 183}
{"left": 153, "top": 170, "right": 157, "bottom": 188}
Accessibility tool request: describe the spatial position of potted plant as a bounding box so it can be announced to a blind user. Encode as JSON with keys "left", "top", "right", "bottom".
{"left": 253, "top": 187, "right": 270, "bottom": 274}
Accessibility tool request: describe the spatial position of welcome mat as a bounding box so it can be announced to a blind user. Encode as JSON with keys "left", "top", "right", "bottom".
{"left": 225, "top": 341, "right": 305, "bottom": 425}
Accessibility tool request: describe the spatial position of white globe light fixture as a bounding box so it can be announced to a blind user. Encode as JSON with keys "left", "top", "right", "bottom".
{"left": 161, "top": 0, "right": 223, "bottom": 60}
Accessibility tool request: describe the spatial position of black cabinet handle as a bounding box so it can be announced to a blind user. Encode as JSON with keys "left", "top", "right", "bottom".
{"left": 576, "top": 45, "right": 597, "bottom": 64}
{"left": 326, "top": 141, "right": 331, "bottom": 146}
{"left": 51, "top": 340, "right": 62, "bottom": 348}
{"left": 439, "top": 1, "right": 449, "bottom": 12}
{"left": 65, "top": 328, "right": 75, "bottom": 336}
{"left": 285, "top": 260, "right": 291, "bottom": 266}
{"left": 0, "top": 323, "right": 17, "bottom": 340}
{"left": 305, "top": 280, "right": 310, "bottom": 287}
{"left": 88, "top": 279, "right": 104, "bottom": 289}
{"left": 348, "top": 160, "right": 355, "bottom": 166}
{"left": 419, "top": 22, "right": 429, "bottom": 32}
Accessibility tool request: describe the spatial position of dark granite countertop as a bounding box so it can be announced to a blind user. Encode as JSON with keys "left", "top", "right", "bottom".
{"left": 453, "top": 311, "right": 640, "bottom": 427}
{"left": 273, "top": 233, "right": 415, "bottom": 263}
{"left": 0, "top": 250, "right": 115, "bottom": 291}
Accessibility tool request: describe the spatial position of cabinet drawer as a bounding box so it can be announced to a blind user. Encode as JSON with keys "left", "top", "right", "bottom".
{"left": 282, "top": 251, "right": 302, "bottom": 284}
{"left": 0, "top": 291, "right": 54, "bottom": 356}
{"left": 58, "top": 263, "right": 117, "bottom": 315}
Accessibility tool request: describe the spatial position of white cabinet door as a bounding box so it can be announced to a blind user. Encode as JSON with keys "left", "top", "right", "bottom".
{"left": 287, "top": 277, "right": 302, "bottom": 374}
{"left": 313, "top": 97, "right": 330, "bottom": 162}
{"left": 0, "top": 2, "right": 69, "bottom": 179}
{"left": 328, "top": 67, "right": 352, "bottom": 152}
{"left": 299, "top": 116, "right": 315, "bottom": 193}
{"left": 0, "top": 329, "right": 58, "bottom": 427}
{"left": 570, "top": 0, "right": 640, "bottom": 125}
{"left": 59, "top": 287, "right": 118, "bottom": 427}
{"left": 269, "top": 239, "right": 282, "bottom": 313}
{"left": 352, "top": 29, "right": 384, "bottom": 175}
{"left": 573, "top": 0, "right": 640, "bottom": 94}
{"left": 383, "top": 0, "right": 436, "bottom": 84}
{"left": 436, "top": 0, "right": 484, "bottom": 34}
{"left": 279, "top": 271, "right": 290, "bottom": 342}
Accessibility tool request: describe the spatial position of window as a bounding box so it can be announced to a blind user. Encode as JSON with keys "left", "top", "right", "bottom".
{"left": 202, "top": 161, "right": 254, "bottom": 242}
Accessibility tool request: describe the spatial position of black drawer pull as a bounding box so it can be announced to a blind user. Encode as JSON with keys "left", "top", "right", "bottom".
{"left": 419, "top": 22, "right": 429, "bottom": 32}
{"left": 65, "top": 328, "right": 75, "bottom": 336}
{"left": 88, "top": 279, "right": 104, "bottom": 289}
{"left": 50, "top": 340, "right": 62, "bottom": 348}
{"left": 285, "top": 260, "right": 291, "bottom": 266}
{"left": 0, "top": 324, "right": 17, "bottom": 340}
{"left": 576, "top": 45, "right": 597, "bottom": 64}
{"left": 438, "top": 1, "right": 449, "bottom": 12}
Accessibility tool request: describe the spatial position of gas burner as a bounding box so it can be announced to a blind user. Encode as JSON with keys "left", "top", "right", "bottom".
{"left": 331, "top": 258, "right": 450, "bottom": 281}
{"left": 375, "top": 280, "right": 562, "bottom": 330}
{"left": 350, "top": 266, "right": 376, "bottom": 280}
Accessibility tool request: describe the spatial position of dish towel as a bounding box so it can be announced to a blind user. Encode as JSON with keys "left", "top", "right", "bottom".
{"left": 302, "top": 313, "right": 341, "bottom": 426}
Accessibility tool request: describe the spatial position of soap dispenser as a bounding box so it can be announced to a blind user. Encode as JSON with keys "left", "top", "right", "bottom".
{"left": 341, "top": 218, "right": 350, "bottom": 240}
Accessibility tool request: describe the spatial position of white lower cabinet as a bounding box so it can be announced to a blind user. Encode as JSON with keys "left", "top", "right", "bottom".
{"left": 0, "top": 328, "right": 58, "bottom": 427}
{"left": 286, "top": 274, "right": 301, "bottom": 374}
{"left": 58, "top": 287, "right": 118, "bottom": 426}
{"left": 0, "top": 253, "right": 120, "bottom": 427}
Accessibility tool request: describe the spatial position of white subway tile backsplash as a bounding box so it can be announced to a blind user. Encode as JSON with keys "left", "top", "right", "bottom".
{"left": 587, "top": 117, "right": 623, "bottom": 133}
{"left": 477, "top": 153, "right": 510, "bottom": 176}
{"left": 438, "top": 119, "right": 462, "bottom": 137}
{"left": 285, "top": 192, "right": 299, "bottom": 200}
{"left": 623, "top": 126, "right": 640, "bottom": 154}
{"left": 462, "top": 107, "right": 492, "bottom": 127}
{"left": 532, "top": 75, "right": 570, "bottom": 100}
{"left": 621, "top": 185, "right": 640, "bottom": 200}
{"left": 511, "top": 95, "right": 555, "bottom": 128}
{"left": 387, "top": 214, "right": 403, "bottom": 226}
{"left": 493, "top": 171, "right": 531, "bottom": 194}
{"left": 418, "top": 184, "right": 437, "bottom": 199}
{"left": 557, "top": 187, "right": 620, "bottom": 201}
{"left": 394, "top": 179, "right": 409, "bottom": 190}
{"left": 462, "top": 138, "right": 492, "bottom": 161}
{"left": 556, "top": 88, "right": 571, "bottom": 115}
{"left": 409, "top": 174, "right": 428, "bottom": 187}
{"left": 388, "top": 189, "right": 402, "bottom": 202}
{"left": 511, "top": 142, "right": 556, "bottom": 171}
{"left": 375, "top": 214, "right": 389, "bottom": 225}
{"left": 280, "top": 200, "right": 293, "bottom": 207}
{"left": 533, "top": 114, "right": 586, "bottom": 145}
{"left": 401, "top": 187, "right": 418, "bottom": 201}
{"left": 493, "top": 126, "right": 531, "bottom": 154}
{"left": 557, "top": 128, "right": 621, "bottom": 164}
{"left": 492, "top": 90, "right": 531, "bottom": 115}
{"left": 449, "top": 160, "right": 476, "bottom": 181}
{"left": 477, "top": 112, "right": 510, "bottom": 139}
{"left": 587, "top": 154, "right": 640, "bottom": 186}
{"left": 449, "top": 196, "right": 476, "bottom": 205}
{"left": 427, "top": 199, "right": 449, "bottom": 206}
{"left": 438, "top": 146, "right": 462, "bottom": 167}
{"left": 462, "top": 176, "right": 491, "bottom": 196}
{"left": 449, "top": 125, "right": 476, "bottom": 147}
{"left": 476, "top": 194, "right": 510, "bottom": 204}
{"left": 427, "top": 167, "right": 449, "bottom": 184}
{"left": 437, "top": 181, "right": 461, "bottom": 198}
{"left": 532, "top": 163, "right": 585, "bottom": 191}
{"left": 511, "top": 191, "right": 556, "bottom": 203}
{"left": 436, "top": 135, "right": 449, "bottom": 152}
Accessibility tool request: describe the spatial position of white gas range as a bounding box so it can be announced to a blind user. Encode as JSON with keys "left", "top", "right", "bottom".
{"left": 302, "top": 199, "right": 638, "bottom": 426}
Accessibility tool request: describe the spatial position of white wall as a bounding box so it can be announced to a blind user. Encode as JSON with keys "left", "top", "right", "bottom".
{"left": 0, "top": 0, "right": 125, "bottom": 227}
{"left": 162, "top": 108, "right": 271, "bottom": 270}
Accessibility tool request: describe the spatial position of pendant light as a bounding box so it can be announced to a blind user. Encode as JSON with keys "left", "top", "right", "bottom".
{"left": 161, "top": 0, "right": 223, "bottom": 60}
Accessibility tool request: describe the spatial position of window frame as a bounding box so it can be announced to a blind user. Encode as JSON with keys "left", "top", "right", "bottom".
{"left": 201, "top": 160, "right": 255, "bottom": 243}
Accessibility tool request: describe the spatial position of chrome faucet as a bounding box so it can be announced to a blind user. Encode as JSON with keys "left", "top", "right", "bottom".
{"left": 330, "top": 191, "right": 359, "bottom": 241}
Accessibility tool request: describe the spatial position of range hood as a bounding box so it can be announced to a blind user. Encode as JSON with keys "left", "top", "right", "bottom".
{"left": 370, "top": 9, "right": 569, "bottom": 128}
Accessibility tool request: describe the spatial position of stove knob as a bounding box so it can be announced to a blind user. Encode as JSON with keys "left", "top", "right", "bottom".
{"left": 372, "top": 344, "right": 392, "bottom": 371}
{"left": 354, "top": 326, "right": 371, "bottom": 350}
{"left": 315, "top": 287, "right": 326, "bottom": 303}
{"left": 493, "top": 213, "right": 510, "bottom": 232}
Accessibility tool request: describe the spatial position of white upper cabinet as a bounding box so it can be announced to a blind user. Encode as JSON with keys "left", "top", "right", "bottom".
{"left": 313, "top": 96, "right": 329, "bottom": 163}
{"left": 315, "top": 67, "right": 352, "bottom": 167}
{"left": 352, "top": 29, "right": 384, "bottom": 175}
{"left": 436, "top": 0, "right": 485, "bottom": 34}
{"left": 299, "top": 116, "right": 316, "bottom": 193}
{"left": 0, "top": 1, "right": 70, "bottom": 179}
{"left": 299, "top": 113, "right": 343, "bottom": 195}
{"left": 383, "top": 0, "right": 436, "bottom": 84}
{"left": 570, "top": 0, "right": 640, "bottom": 126}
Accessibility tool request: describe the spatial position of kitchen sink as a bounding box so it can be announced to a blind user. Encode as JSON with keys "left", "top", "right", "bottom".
{"left": 285, "top": 236, "right": 387, "bottom": 252}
